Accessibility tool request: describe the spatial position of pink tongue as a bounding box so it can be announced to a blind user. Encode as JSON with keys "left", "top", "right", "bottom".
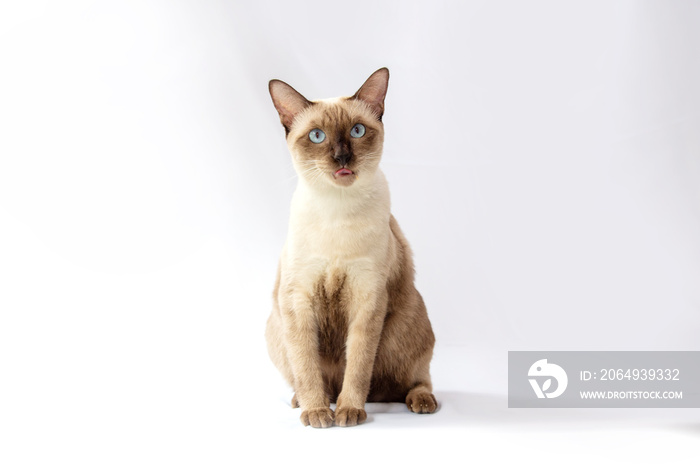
{"left": 335, "top": 168, "right": 353, "bottom": 176}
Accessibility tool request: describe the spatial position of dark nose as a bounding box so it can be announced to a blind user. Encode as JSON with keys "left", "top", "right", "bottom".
{"left": 333, "top": 142, "right": 352, "bottom": 166}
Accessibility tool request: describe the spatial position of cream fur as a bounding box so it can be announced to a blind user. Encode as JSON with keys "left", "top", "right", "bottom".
{"left": 266, "top": 68, "right": 437, "bottom": 428}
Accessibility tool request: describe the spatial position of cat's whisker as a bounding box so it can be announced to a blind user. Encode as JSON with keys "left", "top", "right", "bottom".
{"left": 287, "top": 161, "right": 324, "bottom": 183}
{"left": 310, "top": 169, "right": 327, "bottom": 187}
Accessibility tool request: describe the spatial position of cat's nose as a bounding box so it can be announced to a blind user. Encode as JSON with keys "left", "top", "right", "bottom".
{"left": 333, "top": 151, "right": 352, "bottom": 167}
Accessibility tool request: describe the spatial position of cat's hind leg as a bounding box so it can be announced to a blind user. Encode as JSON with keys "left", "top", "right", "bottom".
{"left": 406, "top": 384, "right": 438, "bottom": 414}
{"left": 404, "top": 351, "right": 438, "bottom": 414}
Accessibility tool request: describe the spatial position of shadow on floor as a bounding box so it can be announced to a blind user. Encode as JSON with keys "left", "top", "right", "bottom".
{"left": 362, "top": 391, "right": 700, "bottom": 431}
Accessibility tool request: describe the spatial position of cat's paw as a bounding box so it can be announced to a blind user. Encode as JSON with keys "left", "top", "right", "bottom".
{"left": 291, "top": 393, "right": 299, "bottom": 408}
{"left": 334, "top": 406, "right": 367, "bottom": 427}
{"left": 300, "top": 407, "right": 334, "bottom": 428}
{"left": 406, "top": 391, "right": 437, "bottom": 414}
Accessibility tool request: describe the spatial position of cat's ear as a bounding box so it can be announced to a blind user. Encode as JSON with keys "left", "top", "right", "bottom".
{"left": 352, "top": 67, "right": 389, "bottom": 120}
{"left": 269, "top": 79, "right": 313, "bottom": 134}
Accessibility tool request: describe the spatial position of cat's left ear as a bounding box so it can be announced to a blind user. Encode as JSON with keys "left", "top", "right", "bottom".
{"left": 352, "top": 67, "right": 389, "bottom": 121}
{"left": 269, "top": 79, "right": 313, "bottom": 134}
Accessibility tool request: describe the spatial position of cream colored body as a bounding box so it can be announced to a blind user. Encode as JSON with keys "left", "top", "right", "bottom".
{"left": 266, "top": 69, "right": 436, "bottom": 428}
{"left": 279, "top": 168, "right": 392, "bottom": 401}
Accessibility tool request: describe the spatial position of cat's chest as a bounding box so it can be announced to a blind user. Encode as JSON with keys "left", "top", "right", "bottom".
{"left": 286, "top": 180, "right": 392, "bottom": 276}
{"left": 291, "top": 208, "right": 387, "bottom": 259}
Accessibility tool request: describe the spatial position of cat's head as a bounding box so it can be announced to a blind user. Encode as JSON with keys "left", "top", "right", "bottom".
{"left": 269, "top": 68, "right": 389, "bottom": 189}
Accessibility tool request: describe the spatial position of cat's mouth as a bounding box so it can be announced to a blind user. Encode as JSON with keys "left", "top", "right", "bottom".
{"left": 334, "top": 168, "right": 354, "bottom": 177}
{"left": 332, "top": 167, "right": 356, "bottom": 186}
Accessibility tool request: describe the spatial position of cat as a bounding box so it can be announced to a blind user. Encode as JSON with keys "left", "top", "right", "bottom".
{"left": 265, "top": 68, "right": 437, "bottom": 428}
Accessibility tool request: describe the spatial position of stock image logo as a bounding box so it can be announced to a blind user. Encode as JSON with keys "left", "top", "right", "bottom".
{"left": 510, "top": 351, "right": 699, "bottom": 407}
{"left": 528, "top": 359, "right": 568, "bottom": 399}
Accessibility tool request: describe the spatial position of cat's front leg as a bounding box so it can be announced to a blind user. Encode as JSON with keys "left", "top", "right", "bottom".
{"left": 280, "top": 290, "right": 334, "bottom": 428}
{"left": 335, "top": 289, "right": 388, "bottom": 427}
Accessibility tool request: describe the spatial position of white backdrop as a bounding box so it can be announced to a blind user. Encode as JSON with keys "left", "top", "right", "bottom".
{"left": 1, "top": 1, "right": 699, "bottom": 464}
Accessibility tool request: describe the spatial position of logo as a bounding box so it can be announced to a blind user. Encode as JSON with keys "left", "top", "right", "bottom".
{"left": 528, "top": 359, "right": 568, "bottom": 399}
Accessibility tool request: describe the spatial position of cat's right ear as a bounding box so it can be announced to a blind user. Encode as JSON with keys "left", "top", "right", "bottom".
{"left": 269, "top": 79, "right": 313, "bottom": 135}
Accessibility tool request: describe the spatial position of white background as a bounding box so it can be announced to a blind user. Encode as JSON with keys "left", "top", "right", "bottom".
{"left": 1, "top": 1, "right": 699, "bottom": 464}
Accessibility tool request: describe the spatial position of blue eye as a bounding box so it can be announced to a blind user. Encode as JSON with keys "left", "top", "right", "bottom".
{"left": 351, "top": 123, "right": 365, "bottom": 138}
{"left": 309, "top": 129, "right": 325, "bottom": 143}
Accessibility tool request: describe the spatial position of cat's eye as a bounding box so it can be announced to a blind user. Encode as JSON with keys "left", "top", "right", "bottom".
{"left": 350, "top": 123, "right": 366, "bottom": 138}
{"left": 309, "top": 129, "right": 326, "bottom": 143}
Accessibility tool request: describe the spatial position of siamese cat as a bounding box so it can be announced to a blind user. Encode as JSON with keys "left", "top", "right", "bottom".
{"left": 266, "top": 68, "right": 437, "bottom": 428}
